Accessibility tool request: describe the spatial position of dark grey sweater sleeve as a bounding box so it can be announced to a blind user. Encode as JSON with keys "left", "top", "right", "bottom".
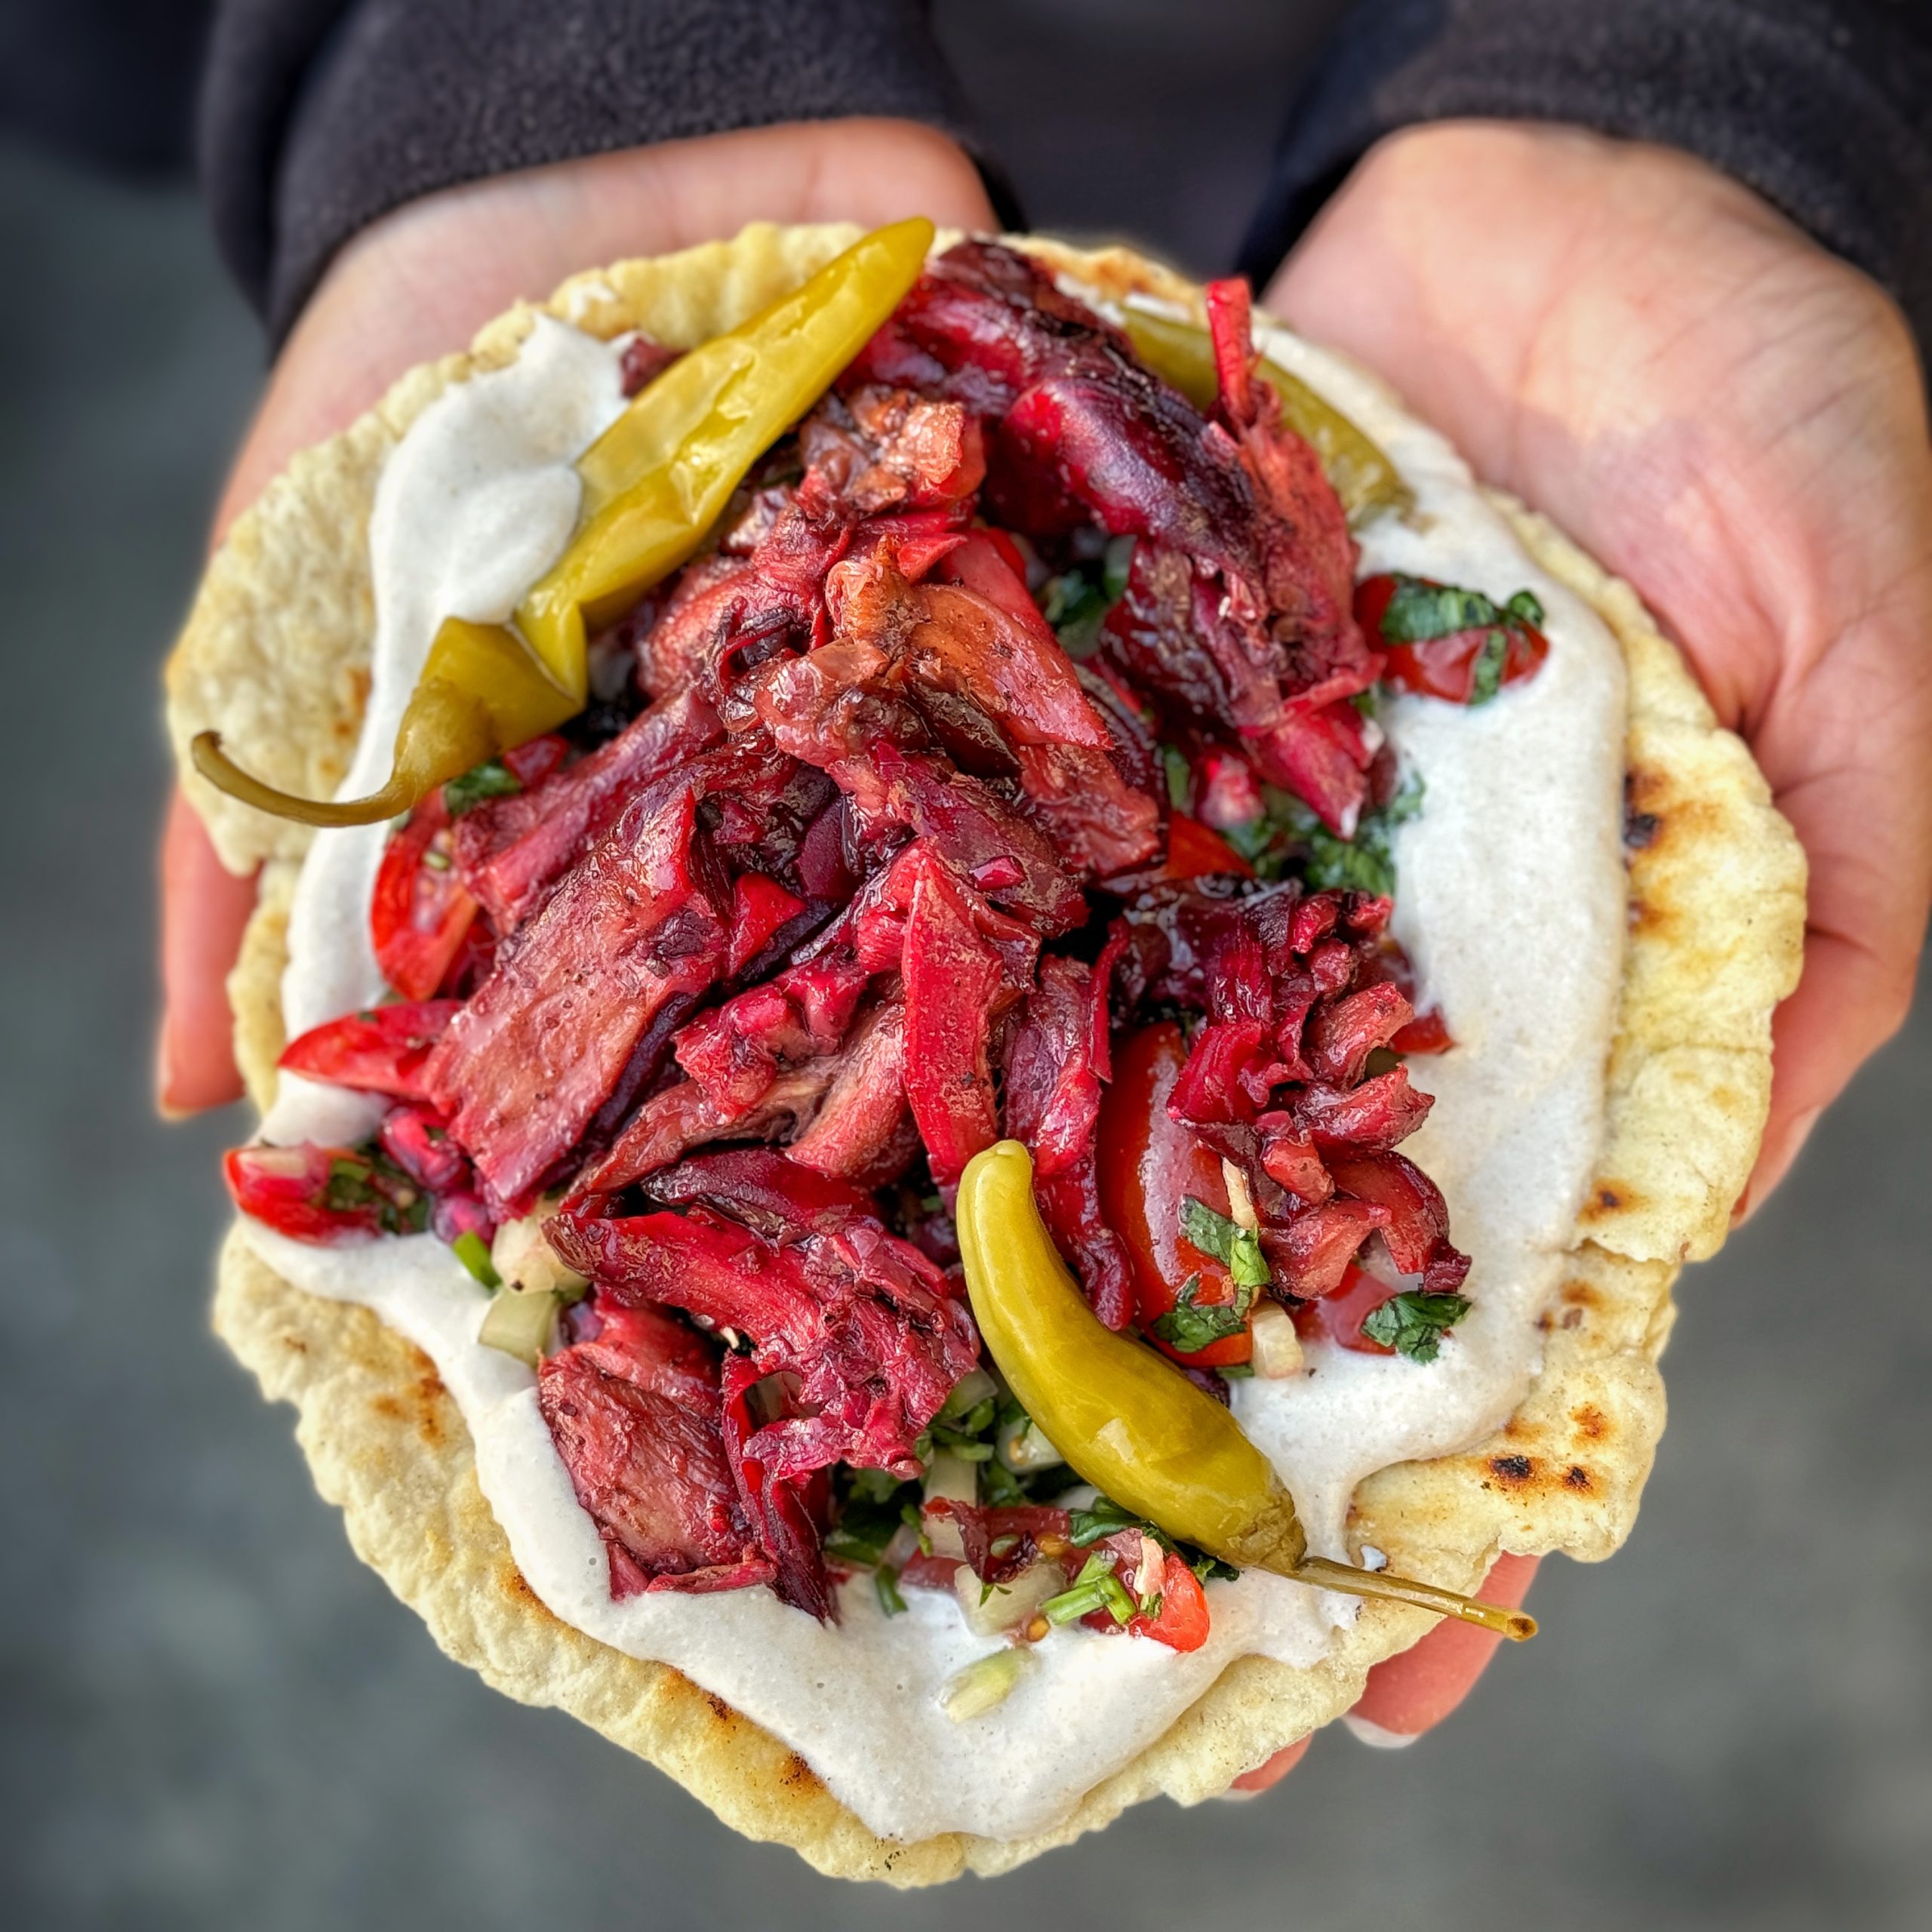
{"left": 1238, "top": 0, "right": 1932, "bottom": 349}
{"left": 199, "top": 0, "right": 1011, "bottom": 339}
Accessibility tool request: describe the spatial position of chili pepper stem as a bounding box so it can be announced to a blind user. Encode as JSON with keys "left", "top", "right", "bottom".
{"left": 1288, "top": 1555, "right": 1537, "bottom": 1641}
{"left": 191, "top": 731, "right": 417, "bottom": 829}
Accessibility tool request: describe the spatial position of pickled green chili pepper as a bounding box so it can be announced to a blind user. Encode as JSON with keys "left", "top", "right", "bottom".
{"left": 956, "top": 1141, "right": 1535, "bottom": 1641}
{"left": 518, "top": 215, "right": 936, "bottom": 677}
{"left": 1121, "top": 303, "right": 1414, "bottom": 528}
{"left": 193, "top": 616, "right": 577, "bottom": 829}
{"left": 194, "top": 217, "right": 936, "bottom": 829}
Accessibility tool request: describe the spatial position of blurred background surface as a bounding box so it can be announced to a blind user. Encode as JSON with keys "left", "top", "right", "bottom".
{"left": 2, "top": 3, "right": 1928, "bottom": 1927}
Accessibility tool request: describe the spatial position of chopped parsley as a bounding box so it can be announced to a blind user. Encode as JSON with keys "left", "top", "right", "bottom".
{"left": 875, "top": 1565, "right": 908, "bottom": 1617}
{"left": 1371, "top": 577, "right": 1545, "bottom": 709}
{"left": 1377, "top": 577, "right": 1543, "bottom": 645}
{"left": 920, "top": 1408, "right": 996, "bottom": 1463}
{"left": 978, "top": 1452, "right": 1026, "bottom": 1509}
{"left": 1037, "top": 535, "right": 1134, "bottom": 656}
{"left": 1360, "top": 1290, "right": 1472, "bottom": 1363}
{"left": 1065, "top": 1497, "right": 1241, "bottom": 1585}
{"left": 1179, "top": 1196, "right": 1271, "bottom": 1291}
{"left": 848, "top": 1466, "right": 909, "bottom": 1506}
{"left": 1378, "top": 580, "right": 1500, "bottom": 642}
{"left": 443, "top": 758, "right": 522, "bottom": 816}
{"left": 915, "top": 1373, "right": 1001, "bottom": 1463}
{"left": 917, "top": 1382, "right": 1068, "bottom": 1505}
{"left": 1065, "top": 1496, "right": 1143, "bottom": 1548}
{"left": 834, "top": 1382, "right": 1067, "bottom": 1572}
{"left": 1149, "top": 1198, "right": 1271, "bottom": 1352}
{"left": 825, "top": 1469, "right": 921, "bottom": 1568}
{"left": 1151, "top": 1275, "right": 1248, "bottom": 1354}
{"left": 321, "top": 1147, "right": 430, "bottom": 1235}
{"left": 1467, "top": 631, "right": 1510, "bottom": 706}
{"left": 1222, "top": 771, "right": 1424, "bottom": 897}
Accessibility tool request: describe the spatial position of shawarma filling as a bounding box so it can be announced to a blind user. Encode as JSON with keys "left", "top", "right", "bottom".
{"left": 224, "top": 242, "right": 1568, "bottom": 1685}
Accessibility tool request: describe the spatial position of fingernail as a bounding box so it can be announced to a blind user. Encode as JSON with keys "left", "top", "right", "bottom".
{"left": 155, "top": 1020, "right": 186, "bottom": 1120}
{"left": 1343, "top": 1714, "right": 1420, "bottom": 1750}
{"left": 1734, "top": 1104, "right": 1823, "bottom": 1223}
{"left": 1226, "top": 1734, "right": 1312, "bottom": 1794}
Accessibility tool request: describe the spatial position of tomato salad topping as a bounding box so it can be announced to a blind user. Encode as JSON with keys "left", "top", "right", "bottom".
{"left": 228, "top": 243, "right": 1549, "bottom": 1662}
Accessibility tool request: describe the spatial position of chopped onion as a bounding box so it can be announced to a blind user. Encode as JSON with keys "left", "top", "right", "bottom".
{"left": 1249, "top": 1300, "right": 1306, "bottom": 1379}
{"left": 478, "top": 1286, "right": 561, "bottom": 1367}
{"left": 490, "top": 1203, "right": 587, "bottom": 1300}
{"left": 953, "top": 1558, "right": 1064, "bottom": 1638}
{"left": 1133, "top": 1534, "right": 1164, "bottom": 1600}
{"left": 940, "top": 1648, "right": 1031, "bottom": 1722}
{"left": 1221, "top": 1157, "right": 1260, "bottom": 1233}
{"left": 937, "top": 1367, "right": 998, "bottom": 1421}
{"left": 922, "top": 1453, "right": 977, "bottom": 1559}
{"left": 997, "top": 1411, "right": 1064, "bottom": 1473}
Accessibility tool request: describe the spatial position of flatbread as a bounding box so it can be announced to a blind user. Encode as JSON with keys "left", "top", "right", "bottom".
{"left": 169, "top": 226, "right": 1805, "bottom": 1882}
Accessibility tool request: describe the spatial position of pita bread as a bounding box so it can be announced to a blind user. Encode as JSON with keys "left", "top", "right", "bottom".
{"left": 168, "top": 226, "right": 1805, "bottom": 1881}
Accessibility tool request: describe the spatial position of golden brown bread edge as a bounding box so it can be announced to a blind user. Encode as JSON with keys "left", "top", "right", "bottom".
{"left": 169, "top": 225, "right": 1806, "bottom": 1882}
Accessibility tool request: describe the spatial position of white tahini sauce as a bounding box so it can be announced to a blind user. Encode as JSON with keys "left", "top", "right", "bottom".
{"left": 241, "top": 299, "right": 1626, "bottom": 1843}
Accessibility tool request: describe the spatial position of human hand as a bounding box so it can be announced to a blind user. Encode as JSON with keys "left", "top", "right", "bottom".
{"left": 1265, "top": 122, "right": 1932, "bottom": 1214}
{"left": 1232, "top": 122, "right": 1932, "bottom": 1785}
{"left": 158, "top": 118, "right": 998, "bottom": 1110}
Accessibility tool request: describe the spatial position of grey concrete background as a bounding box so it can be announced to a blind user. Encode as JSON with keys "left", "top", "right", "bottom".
{"left": 3, "top": 4, "right": 1928, "bottom": 1924}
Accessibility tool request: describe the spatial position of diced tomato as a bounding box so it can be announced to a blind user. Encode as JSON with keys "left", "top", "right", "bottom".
{"left": 1356, "top": 573, "right": 1549, "bottom": 704}
{"left": 377, "top": 1104, "right": 467, "bottom": 1192}
{"left": 371, "top": 791, "right": 480, "bottom": 1001}
{"left": 224, "top": 1144, "right": 388, "bottom": 1244}
{"left": 1390, "top": 1008, "right": 1454, "bottom": 1054}
{"left": 1291, "top": 1261, "right": 1395, "bottom": 1355}
{"left": 1195, "top": 748, "right": 1265, "bottom": 832}
{"left": 1159, "top": 813, "right": 1254, "bottom": 881}
{"left": 1380, "top": 627, "right": 1547, "bottom": 703}
{"left": 1130, "top": 1551, "right": 1211, "bottom": 1651}
{"left": 727, "top": 872, "right": 808, "bottom": 977}
{"left": 1352, "top": 574, "right": 1398, "bottom": 638}
{"left": 1095, "top": 1021, "right": 1254, "bottom": 1368}
{"left": 500, "top": 732, "right": 570, "bottom": 788}
{"left": 897, "top": 1552, "right": 964, "bottom": 1592}
{"left": 278, "top": 1000, "right": 461, "bottom": 1101}
{"left": 432, "top": 1187, "right": 496, "bottom": 1245}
